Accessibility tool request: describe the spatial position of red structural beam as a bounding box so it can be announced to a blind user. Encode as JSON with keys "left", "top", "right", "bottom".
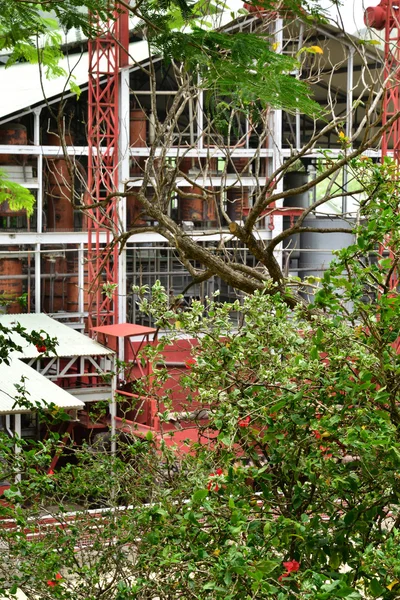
{"left": 365, "top": 1, "right": 400, "bottom": 163}
{"left": 87, "top": 6, "right": 129, "bottom": 330}
{"left": 365, "top": 1, "right": 400, "bottom": 290}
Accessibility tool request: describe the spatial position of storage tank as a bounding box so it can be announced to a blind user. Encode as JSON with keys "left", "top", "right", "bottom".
{"left": 228, "top": 157, "right": 249, "bottom": 175}
{"left": 179, "top": 186, "right": 204, "bottom": 222}
{"left": 0, "top": 125, "right": 27, "bottom": 310}
{"left": 282, "top": 171, "right": 354, "bottom": 281}
{"left": 0, "top": 251, "right": 23, "bottom": 314}
{"left": 282, "top": 171, "right": 309, "bottom": 277}
{"left": 0, "top": 123, "right": 29, "bottom": 217}
{"left": 127, "top": 193, "right": 147, "bottom": 227}
{"left": 130, "top": 109, "right": 147, "bottom": 176}
{"left": 46, "top": 132, "right": 74, "bottom": 230}
{"left": 0, "top": 123, "right": 27, "bottom": 165}
{"left": 204, "top": 187, "right": 217, "bottom": 226}
{"left": 130, "top": 109, "right": 147, "bottom": 147}
{"left": 227, "top": 187, "right": 249, "bottom": 222}
{"left": 298, "top": 216, "right": 354, "bottom": 279}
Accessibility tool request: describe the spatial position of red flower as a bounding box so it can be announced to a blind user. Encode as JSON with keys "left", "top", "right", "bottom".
{"left": 238, "top": 416, "right": 250, "bottom": 428}
{"left": 207, "top": 480, "right": 219, "bottom": 492}
{"left": 319, "top": 445, "right": 333, "bottom": 459}
{"left": 283, "top": 560, "right": 300, "bottom": 573}
{"left": 207, "top": 469, "right": 223, "bottom": 491}
{"left": 313, "top": 430, "right": 321, "bottom": 440}
{"left": 278, "top": 572, "right": 289, "bottom": 582}
{"left": 48, "top": 469, "right": 54, "bottom": 476}
{"left": 36, "top": 343, "right": 47, "bottom": 353}
{"left": 47, "top": 573, "right": 62, "bottom": 587}
{"left": 185, "top": 357, "right": 196, "bottom": 369}
{"left": 315, "top": 413, "right": 322, "bottom": 420}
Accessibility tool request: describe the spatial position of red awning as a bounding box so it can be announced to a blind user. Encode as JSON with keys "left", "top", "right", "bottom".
{"left": 91, "top": 323, "right": 157, "bottom": 338}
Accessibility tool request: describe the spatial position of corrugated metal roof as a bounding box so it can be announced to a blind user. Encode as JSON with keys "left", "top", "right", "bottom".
{"left": 0, "top": 313, "right": 114, "bottom": 358}
{"left": 0, "top": 40, "right": 150, "bottom": 120}
{"left": 0, "top": 6, "right": 245, "bottom": 122}
{"left": 0, "top": 356, "right": 84, "bottom": 414}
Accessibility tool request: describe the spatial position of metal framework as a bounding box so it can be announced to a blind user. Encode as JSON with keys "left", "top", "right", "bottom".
{"left": 379, "top": 2, "right": 400, "bottom": 162}
{"left": 87, "top": 7, "right": 128, "bottom": 330}
{"left": 365, "top": 0, "right": 400, "bottom": 290}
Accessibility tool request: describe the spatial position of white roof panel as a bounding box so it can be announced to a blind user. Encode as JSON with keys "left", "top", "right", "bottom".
{"left": 0, "top": 40, "right": 150, "bottom": 120}
{"left": 0, "top": 356, "right": 84, "bottom": 414}
{"left": 0, "top": 313, "right": 114, "bottom": 358}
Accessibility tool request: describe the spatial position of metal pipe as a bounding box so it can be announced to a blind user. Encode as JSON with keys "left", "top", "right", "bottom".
{"left": 343, "top": 46, "right": 355, "bottom": 215}
{"left": 35, "top": 243, "right": 41, "bottom": 313}
{"left": 5, "top": 414, "right": 13, "bottom": 438}
{"left": 197, "top": 83, "right": 204, "bottom": 150}
{"left": 14, "top": 413, "right": 21, "bottom": 483}
{"left": 110, "top": 358, "right": 117, "bottom": 455}
{"left": 130, "top": 90, "right": 179, "bottom": 95}
{"left": 296, "top": 24, "right": 304, "bottom": 150}
{"left": 78, "top": 245, "right": 84, "bottom": 316}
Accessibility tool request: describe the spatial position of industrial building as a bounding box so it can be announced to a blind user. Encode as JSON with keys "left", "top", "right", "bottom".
{"left": 0, "top": 7, "right": 384, "bottom": 328}
{"left": 0, "top": 5, "right": 388, "bottom": 463}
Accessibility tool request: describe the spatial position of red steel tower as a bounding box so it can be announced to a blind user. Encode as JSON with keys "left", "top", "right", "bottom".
{"left": 87, "top": 6, "right": 129, "bottom": 330}
{"left": 365, "top": 1, "right": 400, "bottom": 162}
{"left": 365, "top": 1, "right": 400, "bottom": 290}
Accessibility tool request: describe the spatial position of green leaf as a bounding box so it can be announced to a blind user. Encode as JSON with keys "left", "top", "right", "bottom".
{"left": 256, "top": 559, "right": 280, "bottom": 574}
{"left": 269, "top": 398, "right": 288, "bottom": 412}
{"left": 192, "top": 489, "right": 209, "bottom": 503}
{"left": 369, "top": 579, "right": 385, "bottom": 597}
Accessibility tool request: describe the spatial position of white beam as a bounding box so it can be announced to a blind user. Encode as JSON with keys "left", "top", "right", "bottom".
{"left": 14, "top": 414, "right": 21, "bottom": 483}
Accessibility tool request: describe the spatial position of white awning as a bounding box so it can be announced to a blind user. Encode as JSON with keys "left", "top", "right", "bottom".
{"left": 0, "top": 313, "right": 114, "bottom": 358}
{"left": 0, "top": 356, "right": 84, "bottom": 414}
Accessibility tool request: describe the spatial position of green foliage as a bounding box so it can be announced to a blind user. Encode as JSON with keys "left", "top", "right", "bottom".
{"left": 0, "top": 0, "right": 324, "bottom": 121}
{"left": 0, "top": 170, "right": 35, "bottom": 217}
{"left": 0, "top": 0, "right": 112, "bottom": 50}
{"left": 153, "top": 27, "right": 322, "bottom": 117}
{"left": 3, "top": 212, "right": 400, "bottom": 598}
{"left": 242, "top": 0, "right": 340, "bottom": 20}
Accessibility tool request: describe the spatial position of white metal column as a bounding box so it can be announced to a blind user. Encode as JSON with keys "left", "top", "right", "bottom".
{"left": 269, "top": 19, "right": 284, "bottom": 268}
{"left": 118, "top": 66, "right": 130, "bottom": 366}
{"left": 110, "top": 357, "right": 117, "bottom": 455}
{"left": 35, "top": 243, "right": 41, "bottom": 313}
{"left": 14, "top": 414, "right": 21, "bottom": 483}
{"left": 34, "top": 109, "right": 43, "bottom": 235}
{"left": 343, "top": 46, "right": 355, "bottom": 216}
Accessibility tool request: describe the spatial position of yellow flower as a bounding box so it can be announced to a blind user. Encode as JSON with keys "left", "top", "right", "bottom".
{"left": 338, "top": 131, "right": 350, "bottom": 145}
{"left": 272, "top": 42, "right": 279, "bottom": 51}
{"left": 387, "top": 580, "right": 399, "bottom": 591}
{"left": 310, "top": 45, "right": 324, "bottom": 54}
{"left": 213, "top": 549, "right": 221, "bottom": 557}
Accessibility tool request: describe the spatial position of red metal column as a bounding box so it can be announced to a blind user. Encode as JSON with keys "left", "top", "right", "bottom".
{"left": 87, "top": 7, "right": 128, "bottom": 330}
{"left": 365, "top": 1, "right": 400, "bottom": 290}
{"left": 381, "top": 2, "right": 400, "bottom": 163}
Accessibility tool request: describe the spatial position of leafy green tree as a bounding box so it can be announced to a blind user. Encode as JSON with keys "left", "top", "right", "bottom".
{"left": 1, "top": 157, "right": 400, "bottom": 599}
{"left": 0, "top": 0, "right": 329, "bottom": 221}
